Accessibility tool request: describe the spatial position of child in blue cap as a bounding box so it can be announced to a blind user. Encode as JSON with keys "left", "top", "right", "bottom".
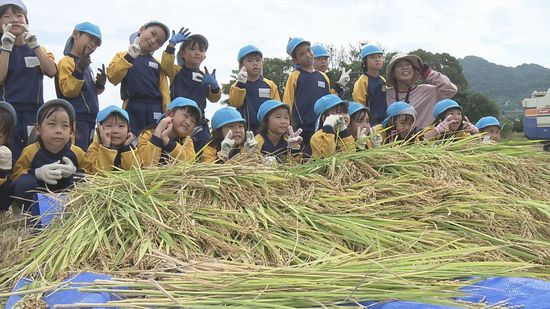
{"left": 310, "top": 94, "right": 355, "bottom": 158}
{"left": 228, "top": 44, "right": 280, "bottom": 134}
{"left": 161, "top": 29, "right": 220, "bottom": 154}
{"left": 11, "top": 99, "right": 91, "bottom": 214}
{"left": 0, "top": 101, "right": 16, "bottom": 211}
{"left": 201, "top": 107, "right": 258, "bottom": 163}
{"left": 137, "top": 97, "right": 201, "bottom": 166}
{"left": 255, "top": 99, "right": 303, "bottom": 164}
{"left": 56, "top": 21, "right": 103, "bottom": 151}
{"left": 0, "top": 0, "right": 57, "bottom": 163}
{"left": 347, "top": 101, "right": 373, "bottom": 149}
{"left": 87, "top": 105, "right": 139, "bottom": 172}
{"left": 352, "top": 44, "right": 386, "bottom": 125}
{"left": 423, "top": 99, "right": 479, "bottom": 141}
{"left": 107, "top": 21, "right": 171, "bottom": 137}
{"left": 476, "top": 116, "right": 501, "bottom": 143}
{"left": 311, "top": 44, "right": 351, "bottom": 98}
{"left": 372, "top": 101, "right": 420, "bottom": 145}
{"left": 283, "top": 37, "right": 333, "bottom": 156}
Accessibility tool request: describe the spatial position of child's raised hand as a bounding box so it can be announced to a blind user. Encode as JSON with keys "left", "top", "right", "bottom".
{"left": 244, "top": 131, "right": 258, "bottom": 153}
{"left": 76, "top": 45, "right": 92, "bottom": 73}
{"left": 98, "top": 125, "right": 112, "bottom": 147}
{"left": 462, "top": 116, "right": 479, "bottom": 134}
{"left": 0, "top": 145, "right": 12, "bottom": 171}
{"left": 1, "top": 24, "right": 15, "bottom": 52}
{"left": 356, "top": 127, "right": 369, "bottom": 149}
{"left": 435, "top": 114, "right": 454, "bottom": 135}
{"left": 169, "top": 27, "right": 191, "bottom": 46}
{"left": 236, "top": 66, "right": 248, "bottom": 84}
{"left": 337, "top": 68, "right": 352, "bottom": 87}
{"left": 124, "top": 132, "right": 135, "bottom": 146}
{"left": 153, "top": 116, "right": 171, "bottom": 139}
{"left": 128, "top": 37, "right": 141, "bottom": 59}
{"left": 287, "top": 126, "right": 303, "bottom": 150}
{"left": 161, "top": 121, "right": 173, "bottom": 146}
{"left": 21, "top": 24, "right": 39, "bottom": 50}
{"left": 219, "top": 130, "right": 234, "bottom": 159}
{"left": 95, "top": 64, "right": 107, "bottom": 89}
{"left": 201, "top": 67, "right": 220, "bottom": 92}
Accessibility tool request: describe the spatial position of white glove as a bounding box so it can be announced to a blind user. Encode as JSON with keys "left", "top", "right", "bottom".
{"left": 59, "top": 156, "right": 77, "bottom": 178}
{"left": 463, "top": 116, "right": 479, "bottom": 135}
{"left": 1, "top": 24, "right": 15, "bottom": 52}
{"left": 22, "top": 24, "right": 39, "bottom": 50}
{"left": 370, "top": 127, "right": 383, "bottom": 148}
{"left": 323, "top": 114, "right": 340, "bottom": 128}
{"left": 244, "top": 131, "right": 258, "bottom": 154}
{"left": 0, "top": 146, "right": 12, "bottom": 170}
{"left": 236, "top": 66, "right": 248, "bottom": 84}
{"left": 35, "top": 162, "right": 63, "bottom": 185}
{"left": 287, "top": 126, "right": 303, "bottom": 150}
{"left": 356, "top": 127, "right": 369, "bottom": 149}
{"left": 434, "top": 114, "right": 455, "bottom": 135}
{"left": 337, "top": 68, "right": 352, "bottom": 87}
{"left": 218, "top": 130, "right": 234, "bottom": 159}
{"left": 128, "top": 37, "right": 141, "bottom": 59}
{"left": 482, "top": 135, "right": 495, "bottom": 144}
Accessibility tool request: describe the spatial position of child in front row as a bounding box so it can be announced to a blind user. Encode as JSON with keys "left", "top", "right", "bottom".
{"left": 372, "top": 102, "right": 420, "bottom": 145}
{"left": 423, "top": 99, "right": 478, "bottom": 141}
{"left": 347, "top": 101, "right": 373, "bottom": 150}
{"left": 87, "top": 105, "right": 140, "bottom": 172}
{"left": 138, "top": 97, "right": 200, "bottom": 166}
{"left": 201, "top": 107, "right": 258, "bottom": 163}
{"left": 476, "top": 116, "right": 501, "bottom": 143}
{"left": 255, "top": 100, "right": 303, "bottom": 164}
{"left": 310, "top": 94, "right": 355, "bottom": 158}
{"left": 0, "top": 101, "right": 16, "bottom": 212}
{"left": 11, "top": 99, "right": 91, "bottom": 213}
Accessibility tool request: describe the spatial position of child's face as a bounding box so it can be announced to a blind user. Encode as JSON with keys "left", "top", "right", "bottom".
{"left": 138, "top": 25, "right": 167, "bottom": 53}
{"left": 0, "top": 7, "right": 26, "bottom": 37}
{"left": 349, "top": 112, "right": 371, "bottom": 138}
{"left": 392, "top": 59, "right": 415, "bottom": 84}
{"left": 267, "top": 107, "right": 290, "bottom": 136}
{"left": 242, "top": 53, "right": 262, "bottom": 77}
{"left": 366, "top": 54, "right": 384, "bottom": 71}
{"left": 36, "top": 109, "right": 72, "bottom": 153}
{"left": 221, "top": 122, "right": 245, "bottom": 146}
{"left": 181, "top": 42, "right": 206, "bottom": 69}
{"left": 101, "top": 114, "right": 129, "bottom": 148}
{"left": 313, "top": 56, "right": 329, "bottom": 72}
{"left": 293, "top": 44, "right": 313, "bottom": 68}
{"left": 170, "top": 108, "right": 197, "bottom": 138}
{"left": 0, "top": 131, "right": 6, "bottom": 146}
{"left": 72, "top": 32, "right": 100, "bottom": 56}
{"left": 394, "top": 115, "right": 414, "bottom": 138}
{"left": 325, "top": 104, "right": 350, "bottom": 127}
{"left": 481, "top": 125, "right": 501, "bottom": 142}
{"left": 442, "top": 108, "right": 462, "bottom": 132}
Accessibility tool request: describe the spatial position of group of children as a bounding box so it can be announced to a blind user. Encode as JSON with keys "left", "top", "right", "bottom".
{"left": 0, "top": 0, "right": 503, "bottom": 215}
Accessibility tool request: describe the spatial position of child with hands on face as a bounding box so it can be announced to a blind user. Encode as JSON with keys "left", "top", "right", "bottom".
{"left": 137, "top": 97, "right": 201, "bottom": 166}
{"left": 475, "top": 116, "right": 501, "bottom": 144}
{"left": 11, "top": 99, "right": 91, "bottom": 214}
{"left": 371, "top": 102, "right": 420, "bottom": 145}
{"left": 0, "top": 101, "right": 16, "bottom": 212}
{"left": 347, "top": 101, "right": 373, "bottom": 150}
{"left": 423, "top": 99, "right": 478, "bottom": 141}
{"left": 310, "top": 94, "right": 355, "bottom": 158}
{"left": 200, "top": 107, "right": 258, "bottom": 163}
{"left": 87, "top": 105, "right": 139, "bottom": 172}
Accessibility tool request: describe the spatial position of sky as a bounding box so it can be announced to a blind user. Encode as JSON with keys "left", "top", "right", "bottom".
{"left": 22, "top": 0, "right": 550, "bottom": 118}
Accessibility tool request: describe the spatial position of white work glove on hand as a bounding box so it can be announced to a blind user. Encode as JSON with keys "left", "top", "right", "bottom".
{"left": 22, "top": 24, "right": 39, "bottom": 50}
{"left": 434, "top": 114, "right": 454, "bottom": 135}
{"left": 287, "top": 126, "right": 303, "bottom": 150}
{"left": 1, "top": 24, "right": 15, "bottom": 52}
{"left": 59, "top": 157, "right": 77, "bottom": 178}
{"left": 35, "top": 162, "right": 63, "bottom": 185}
{"left": 218, "top": 130, "right": 234, "bottom": 159}
{"left": 370, "top": 127, "right": 383, "bottom": 148}
{"left": 337, "top": 68, "right": 352, "bottom": 88}
{"left": 236, "top": 66, "right": 248, "bottom": 84}
{"left": 462, "top": 116, "right": 479, "bottom": 135}
{"left": 244, "top": 131, "right": 258, "bottom": 154}
{"left": 356, "top": 127, "right": 370, "bottom": 149}
{"left": 128, "top": 37, "right": 141, "bottom": 59}
{"left": 0, "top": 146, "right": 12, "bottom": 170}
{"left": 323, "top": 114, "right": 340, "bottom": 128}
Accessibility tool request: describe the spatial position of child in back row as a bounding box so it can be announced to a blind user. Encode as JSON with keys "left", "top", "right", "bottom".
{"left": 0, "top": 0, "right": 57, "bottom": 163}
{"left": 161, "top": 29, "right": 220, "bottom": 153}
{"left": 229, "top": 45, "right": 280, "bottom": 134}
{"left": 283, "top": 37, "right": 333, "bottom": 156}
{"left": 56, "top": 22, "right": 103, "bottom": 151}
{"left": 107, "top": 21, "right": 171, "bottom": 137}
{"left": 423, "top": 99, "right": 479, "bottom": 140}
{"left": 87, "top": 105, "right": 140, "bottom": 172}
{"left": 311, "top": 44, "right": 351, "bottom": 98}
{"left": 0, "top": 101, "right": 16, "bottom": 211}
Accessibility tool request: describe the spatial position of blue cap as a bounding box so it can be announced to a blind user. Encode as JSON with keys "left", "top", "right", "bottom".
{"left": 176, "top": 34, "right": 209, "bottom": 66}
{"left": 433, "top": 99, "right": 462, "bottom": 120}
{"left": 63, "top": 22, "right": 102, "bottom": 56}
{"left": 167, "top": 97, "right": 202, "bottom": 120}
{"left": 476, "top": 116, "right": 501, "bottom": 130}
{"left": 0, "top": 0, "right": 27, "bottom": 15}
{"left": 381, "top": 102, "right": 417, "bottom": 127}
{"left": 0, "top": 101, "right": 16, "bottom": 128}
{"left": 36, "top": 99, "right": 76, "bottom": 123}
{"left": 237, "top": 45, "right": 262, "bottom": 62}
{"left": 311, "top": 44, "right": 329, "bottom": 58}
{"left": 314, "top": 94, "right": 348, "bottom": 117}
{"left": 348, "top": 101, "right": 369, "bottom": 117}
{"left": 211, "top": 107, "right": 245, "bottom": 130}
{"left": 96, "top": 105, "right": 129, "bottom": 123}
{"left": 257, "top": 100, "right": 289, "bottom": 123}
{"left": 286, "top": 37, "right": 310, "bottom": 57}
{"left": 359, "top": 44, "right": 383, "bottom": 60}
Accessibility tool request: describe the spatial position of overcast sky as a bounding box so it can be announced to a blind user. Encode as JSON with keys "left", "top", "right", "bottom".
{"left": 25, "top": 0, "right": 550, "bottom": 118}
